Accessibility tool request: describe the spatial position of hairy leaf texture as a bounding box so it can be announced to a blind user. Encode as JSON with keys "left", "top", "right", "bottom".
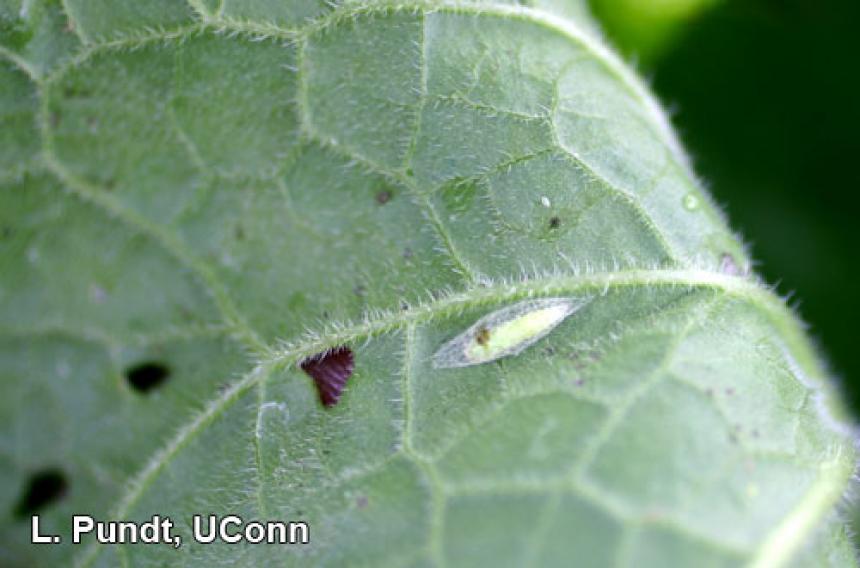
{"left": 0, "top": 0, "right": 855, "bottom": 566}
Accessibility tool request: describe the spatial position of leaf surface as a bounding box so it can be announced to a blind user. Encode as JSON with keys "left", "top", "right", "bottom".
{"left": 0, "top": 1, "right": 855, "bottom": 566}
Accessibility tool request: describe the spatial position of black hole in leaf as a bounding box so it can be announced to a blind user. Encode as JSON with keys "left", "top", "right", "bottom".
{"left": 13, "top": 469, "right": 68, "bottom": 519}
{"left": 300, "top": 347, "right": 354, "bottom": 408}
{"left": 125, "top": 362, "right": 170, "bottom": 393}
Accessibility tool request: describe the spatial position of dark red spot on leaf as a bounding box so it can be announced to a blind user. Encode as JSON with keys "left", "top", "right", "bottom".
{"left": 300, "top": 347, "right": 354, "bottom": 408}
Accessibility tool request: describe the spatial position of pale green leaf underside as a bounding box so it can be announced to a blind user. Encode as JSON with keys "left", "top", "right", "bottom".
{"left": 0, "top": 1, "right": 855, "bottom": 567}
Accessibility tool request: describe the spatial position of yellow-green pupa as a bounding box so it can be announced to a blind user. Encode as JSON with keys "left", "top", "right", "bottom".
{"left": 432, "top": 297, "right": 592, "bottom": 369}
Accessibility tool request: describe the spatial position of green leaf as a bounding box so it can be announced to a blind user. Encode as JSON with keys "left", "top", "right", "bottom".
{"left": 0, "top": 1, "right": 855, "bottom": 566}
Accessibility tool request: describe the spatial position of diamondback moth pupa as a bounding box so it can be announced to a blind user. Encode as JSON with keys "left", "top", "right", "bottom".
{"left": 432, "top": 297, "right": 591, "bottom": 369}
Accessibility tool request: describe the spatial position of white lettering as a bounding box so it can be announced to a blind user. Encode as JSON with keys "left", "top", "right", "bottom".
{"left": 72, "top": 516, "right": 95, "bottom": 543}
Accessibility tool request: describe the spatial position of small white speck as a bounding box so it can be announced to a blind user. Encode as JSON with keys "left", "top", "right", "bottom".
{"left": 89, "top": 284, "right": 107, "bottom": 304}
{"left": 220, "top": 252, "right": 238, "bottom": 268}
{"left": 56, "top": 361, "right": 71, "bottom": 379}
{"left": 27, "top": 247, "right": 39, "bottom": 264}
{"left": 540, "top": 196, "right": 551, "bottom": 208}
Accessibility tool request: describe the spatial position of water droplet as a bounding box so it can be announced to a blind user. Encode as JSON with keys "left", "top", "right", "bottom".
{"left": 682, "top": 193, "right": 699, "bottom": 211}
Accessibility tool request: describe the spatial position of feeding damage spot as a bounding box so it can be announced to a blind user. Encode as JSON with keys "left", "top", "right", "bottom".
{"left": 375, "top": 189, "right": 392, "bottom": 205}
{"left": 13, "top": 468, "right": 68, "bottom": 519}
{"left": 300, "top": 346, "right": 355, "bottom": 408}
{"left": 125, "top": 362, "right": 170, "bottom": 393}
{"left": 432, "top": 297, "right": 592, "bottom": 369}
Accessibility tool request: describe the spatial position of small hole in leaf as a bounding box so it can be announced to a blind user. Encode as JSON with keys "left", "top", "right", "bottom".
{"left": 375, "top": 190, "right": 392, "bottom": 205}
{"left": 300, "top": 347, "right": 354, "bottom": 408}
{"left": 125, "top": 362, "right": 170, "bottom": 393}
{"left": 548, "top": 216, "right": 561, "bottom": 229}
{"left": 13, "top": 469, "right": 68, "bottom": 519}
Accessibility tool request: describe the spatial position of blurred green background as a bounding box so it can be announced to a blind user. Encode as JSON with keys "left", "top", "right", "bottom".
{"left": 591, "top": 0, "right": 860, "bottom": 416}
